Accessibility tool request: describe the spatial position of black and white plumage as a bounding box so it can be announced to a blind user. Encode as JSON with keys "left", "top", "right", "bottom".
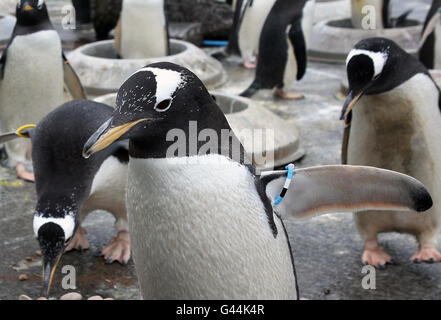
{"left": 233, "top": 0, "right": 276, "bottom": 66}
{"left": 240, "top": 0, "right": 314, "bottom": 98}
{"left": 0, "top": 0, "right": 85, "bottom": 180}
{"left": 342, "top": 37, "right": 441, "bottom": 267}
{"left": 419, "top": 0, "right": 441, "bottom": 69}
{"left": 25, "top": 100, "right": 129, "bottom": 296}
{"left": 82, "top": 62, "right": 432, "bottom": 299}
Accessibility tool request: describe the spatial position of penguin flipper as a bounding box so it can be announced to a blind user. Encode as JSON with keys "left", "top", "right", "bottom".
{"left": 0, "top": 126, "right": 35, "bottom": 144}
{"left": 0, "top": 131, "right": 21, "bottom": 144}
{"left": 226, "top": 0, "right": 247, "bottom": 56}
{"left": 288, "top": 21, "right": 307, "bottom": 81}
{"left": 262, "top": 165, "right": 433, "bottom": 220}
{"left": 0, "top": 42, "right": 9, "bottom": 80}
{"left": 419, "top": 11, "right": 441, "bottom": 50}
{"left": 62, "top": 53, "right": 87, "bottom": 100}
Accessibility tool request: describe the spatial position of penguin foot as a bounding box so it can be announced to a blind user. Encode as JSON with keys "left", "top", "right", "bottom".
{"left": 65, "top": 227, "right": 90, "bottom": 252}
{"left": 410, "top": 246, "right": 441, "bottom": 264}
{"left": 273, "top": 89, "right": 305, "bottom": 100}
{"left": 15, "top": 163, "right": 34, "bottom": 182}
{"left": 362, "top": 244, "right": 392, "bottom": 269}
{"left": 101, "top": 230, "right": 131, "bottom": 265}
{"left": 243, "top": 59, "right": 257, "bottom": 69}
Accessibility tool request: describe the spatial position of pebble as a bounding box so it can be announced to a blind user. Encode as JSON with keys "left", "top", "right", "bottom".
{"left": 36, "top": 250, "right": 42, "bottom": 256}
{"left": 25, "top": 257, "right": 33, "bottom": 262}
{"left": 18, "top": 274, "right": 28, "bottom": 281}
{"left": 60, "top": 292, "right": 83, "bottom": 300}
{"left": 18, "top": 293, "right": 114, "bottom": 300}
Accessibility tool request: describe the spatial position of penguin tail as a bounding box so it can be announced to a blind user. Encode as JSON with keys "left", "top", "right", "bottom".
{"left": 240, "top": 80, "right": 261, "bottom": 98}
{"left": 211, "top": 49, "right": 228, "bottom": 61}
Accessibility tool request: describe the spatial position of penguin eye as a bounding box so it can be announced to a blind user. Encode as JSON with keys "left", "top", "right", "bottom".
{"left": 154, "top": 99, "right": 172, "bottom": 112}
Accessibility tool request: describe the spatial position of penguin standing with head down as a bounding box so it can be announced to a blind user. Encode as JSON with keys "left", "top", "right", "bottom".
{"left": 419, "top": 0, "right": 441, "bottom": 70}
{"left": 342, "top": 37, "right": 441, "bottom": 267}
{"left": 1, "top": 100, "right": 131, "bottom": 296}
{"left": 240, "top": 0, "right": 315, "bottom": 99}
{"left": 83, "top": 62, "right": 432, "bottom": 299}
{"left": 0, "top": 0, "right": 86, "bottom": 181}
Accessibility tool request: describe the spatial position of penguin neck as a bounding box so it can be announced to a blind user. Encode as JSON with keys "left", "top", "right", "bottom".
{"left": 128, "top": 104, "right": 250, "bottom": 166}
{"left": 14, "top": 20, "right": 54, "bottom": 36}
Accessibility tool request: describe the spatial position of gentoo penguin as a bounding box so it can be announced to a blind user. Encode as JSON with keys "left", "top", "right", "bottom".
{"left": 83, "top": 62, "right": 432, "bottom": 299}
{"left": 114, "top": 0, "right": 169, "bottom": 59}
{"left": 341, "top": 37, "right": 441, "bottom": 268}
{"left": 236, "top": 0, "right": 277, "bottom": 68}
{"left": 3, "top": 100, "right": 130, "bottom": 296}
{"left": 240, "top": 0, "right": 315, "bottom": 99}
{"left": 0, "top": 0, "right": 86, "bottom": 181}
{"left": 419, "top": 0, "right": 441, "bottom": 69}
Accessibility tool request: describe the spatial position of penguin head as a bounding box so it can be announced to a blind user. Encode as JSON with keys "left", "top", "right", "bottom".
{"left": 16, "top": 0, "right": 49, "bottom": 26}
{"left": 83, "top": 62, "right": 230, "bottom": 158}
{"left": 341, "top": 37, "right": 425, "bottom": 124}
{"left": 33, "top": 211, "right": 76, "bottom": 296}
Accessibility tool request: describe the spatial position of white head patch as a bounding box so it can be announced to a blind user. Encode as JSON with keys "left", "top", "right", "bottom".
{"left": 346, "top": 49, "right": 388, "bottom": 78}
{"left": 33, "top": 214, "right": 75, "bottom": 241}
{"left": 133, "top": 67, "right": 184, "bottom": 108}
{"left": 38, "top": 0, "right": 45, "bottom": 6}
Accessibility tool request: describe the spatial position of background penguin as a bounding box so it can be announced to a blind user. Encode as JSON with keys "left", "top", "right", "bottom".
{"left": 240, "top": 0, "right": 315, "bottom": 99}
{"left": 83, "top": 62, "right": 432, "bottom": 299}
{"left": 3, "top": 100, "right": 130, "bottom": 296}
{"left": 0, "top": 0, "right": 86, "bottom": 181}
{"left": 342, "top": 37, "right": 441, "bottom": 268}
{"left": 236, "top": 0, "right": 277, "bottom": 68}
{"left": 419, "top": 0, "right": 441, "bottom": 69}
{"left": 114, "top": 0, "right": 170, "bottom": 59}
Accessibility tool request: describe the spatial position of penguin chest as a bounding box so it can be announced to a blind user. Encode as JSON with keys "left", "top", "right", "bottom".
{"left": 121, "top": 0, "right": 167, "bottom": 59}
{"left": 348, "top": 74, "right": 441, "bottom": 179}
{"left": 0, "top": 30, "right": 64, "bottom": 127}
{"left": 127, "top": 155, "right": 296, "bottom": 299}
{"left": 348, "top": 74, "right": 441, "bottom": 232}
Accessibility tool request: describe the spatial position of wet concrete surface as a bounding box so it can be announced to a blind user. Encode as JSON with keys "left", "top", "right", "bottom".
{"left": 1, "top": 0, "right": 441, "bottom": 301}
